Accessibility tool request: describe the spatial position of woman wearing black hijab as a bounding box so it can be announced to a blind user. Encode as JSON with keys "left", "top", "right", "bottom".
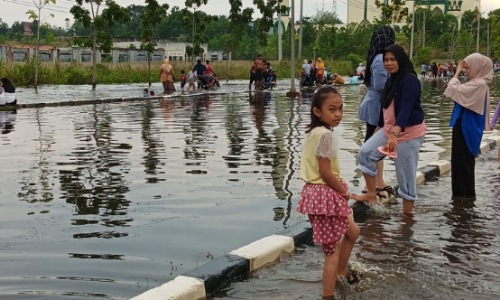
{"left": 352, "top": 44, "right": 427, "bottom": 216}
{"left": 0, "top": 77, "right": 17, "bottom": 106}
{"left": 358, "top": 25, "right": 396, "bottom": 200}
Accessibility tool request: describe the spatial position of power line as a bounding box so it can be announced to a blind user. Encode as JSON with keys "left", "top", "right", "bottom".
{"left": 0, "top": 0, "right": 72, "bottom": 14}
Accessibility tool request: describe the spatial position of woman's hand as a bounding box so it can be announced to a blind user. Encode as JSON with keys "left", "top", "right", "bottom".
{"left": 386, "top": 132, "right": 398, "bottom": 152}
{"left": 455, "top": 60, "right": 464, "bottom": 78}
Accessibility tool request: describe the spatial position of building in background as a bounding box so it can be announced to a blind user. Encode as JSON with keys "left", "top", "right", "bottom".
{"left": 347, "top": 0, "right": 480, "bottom": 27}
{"left": 272, "top": 0, "right": 291, "bottom": 34}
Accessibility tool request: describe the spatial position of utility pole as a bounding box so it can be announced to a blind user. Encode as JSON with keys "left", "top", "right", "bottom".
{"left": 476, "top": 8, "right": 480, "bottom": 53}
{"left": 487, "top": 22, "right": 490, "bottom": 57}
{"left": 278, "top": 9, "right": 282, "bottom": 61}
{"left": 422, "top": 10, "right": 426, "bottom": 48}
{"left": 192, "top": 7, "right": 196, "bottom": 63}
{"left": 298, "top": 0, "right": 303, "bottom": 59}
{"left": 286, "top": 0, "right": 299, "bottom": 97}
{"left": 410, "top": 1, "right": 416, "bottom": 60}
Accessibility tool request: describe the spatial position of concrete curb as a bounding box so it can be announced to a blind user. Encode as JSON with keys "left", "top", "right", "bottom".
{"left": 130, "top": 221, "right": 313, "bottom": 300}
{"left": 10, "top": 90, "right": 252, "bottom": 110}
{"left": 130, "top": 131, "right": 500, "bottom": 300}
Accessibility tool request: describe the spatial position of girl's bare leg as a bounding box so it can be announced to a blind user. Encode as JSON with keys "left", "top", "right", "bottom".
{"left": 337, "top": 214, "right": 360, "bottom": 278}
{"left": 322, "top": 242, "right": 342, "bottom": 297}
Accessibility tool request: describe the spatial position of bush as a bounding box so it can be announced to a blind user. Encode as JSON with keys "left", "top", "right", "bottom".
{"left": 0, "top": 59, "right": 362, "bottom": 86}
{"left": 346, "top": 53, "right": 364, "bottom": 70}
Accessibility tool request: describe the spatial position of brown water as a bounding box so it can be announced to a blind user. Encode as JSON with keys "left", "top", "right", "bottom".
{"left": 0, "top": 77, "right": 499, "bottom": 299}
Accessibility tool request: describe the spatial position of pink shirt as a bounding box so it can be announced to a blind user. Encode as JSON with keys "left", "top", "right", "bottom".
{"left": 383, "top": 100, "right": 426, "bottom": 142}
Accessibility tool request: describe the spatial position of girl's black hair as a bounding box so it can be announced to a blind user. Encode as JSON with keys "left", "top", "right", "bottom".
{"left": 1, "top": 77, "right": 15, "bottom": 93}
{"left": 306, "top": 86, "right": 341, "bottom": 133}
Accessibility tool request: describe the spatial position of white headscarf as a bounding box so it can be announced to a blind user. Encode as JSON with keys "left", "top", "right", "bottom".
{"left": 444, "top": 53, "right": 493, "bottom": 129}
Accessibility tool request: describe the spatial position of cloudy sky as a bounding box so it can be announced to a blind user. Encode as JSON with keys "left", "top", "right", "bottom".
{"left": 0, "top": 0, "right": 498, "bottom": 28}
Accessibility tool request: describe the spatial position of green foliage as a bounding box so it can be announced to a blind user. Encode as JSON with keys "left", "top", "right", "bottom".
{"left": 66, "top": 62, "right": 92, "bottom": 84}
{"left": 140, "top": 0, "right": 169, "bottom": 85}
{"left": 374, "top": 0, "right": 408, "bottom": 25}
{"left": 0, "top": 1, "right": 498, "bottom": 69}
{"left": 414, "top": 48, "right": 432, "bottom": 65}
{"left": 346, "top": 53, "right": 363, "bottom": 70}
{"left": 253, "top": 0, "right": 281, "bottom": 46}
{"left": 490, "top": 9, "right": 500, "bottom": 60}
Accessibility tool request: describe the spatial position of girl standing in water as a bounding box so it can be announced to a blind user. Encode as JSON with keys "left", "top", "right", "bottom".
{"left": 296, "top": 86, "right": 360, "bottom": 299}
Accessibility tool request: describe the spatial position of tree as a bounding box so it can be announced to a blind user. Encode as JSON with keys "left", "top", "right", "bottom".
{"left": 374, "top": 0, "right": 408, "bottom": 25}
{"left": 26, "top": 0, "right": 56, "bottom": 92}
{"left": 489, "top": 9, "right": 500, "bottom": 59}
{"left": 0, "top": 19, "right": 8, "bottom": 36}
{"left": 310, "top": 9, "right": 342, "bottom": 60}
{"left": 184, "top": 1, "right": 218, "bottom": 61}
{"left": 253, "top": 0, "right": 281, "bottom": 46}
{"left": 70, "top": 0, "right": 129, "bottom": 90}
{"left": 140, "top": 0, "right": 169, "bottom": 88}
{"left": 226, "top": 1, "right": 253, "bottom": 59}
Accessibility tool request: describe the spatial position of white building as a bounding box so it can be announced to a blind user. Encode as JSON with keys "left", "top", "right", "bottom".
{"left": 347, "top": 0, "right": 481, "bottom": 27}
{"left": 112, "top": 40, "right": 208, "bottom": 62}
{"left": 272, "top": 0, "right": 291, "bottom": 34}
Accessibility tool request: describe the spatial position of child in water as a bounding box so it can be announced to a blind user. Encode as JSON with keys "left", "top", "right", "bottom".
{"left": 187, "top": 67, "right": 196, "bottom": 92}
{"left": 179, "top": 70, "right": 187, "bottom": 92}
{"left": 296, "top": 86, "right": 360, "bottom": 299}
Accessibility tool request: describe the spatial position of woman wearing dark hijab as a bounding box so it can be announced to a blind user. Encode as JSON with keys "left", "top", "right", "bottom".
{"left": 0, "top": 77, "right": 16, "bottom": 106}
{"left": 352, "top": 44, "right": 426, "bottom": 216}
{"left": 358, "top": 26, "right": 396, "bottom": 201}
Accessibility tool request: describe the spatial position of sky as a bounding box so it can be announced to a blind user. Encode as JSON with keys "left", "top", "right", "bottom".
{"left": 0, "top": 0, "right": 498, "bottom": 28}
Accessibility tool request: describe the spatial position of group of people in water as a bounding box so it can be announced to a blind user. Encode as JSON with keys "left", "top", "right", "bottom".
{"left": 295, "top": 24, "right": 498, "bottom": 299}
{"left": 420, "top": 61, "right": 458, "bottom": 78}
{"left": 158, "top": 58, "right": 220, "bottom": 95}
{"left": 249, "top": 53, "right": 277, "bottom": 91}
{"left": 300, "top": 57, "right": 348, "bottom": 88}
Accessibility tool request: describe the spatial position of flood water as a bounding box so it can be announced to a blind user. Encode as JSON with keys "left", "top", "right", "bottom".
{"left": 215, "top": 150, "right": 500, "bottom": 300}
{"left": 0, "top": 77, "right": 499, "bottom": 299}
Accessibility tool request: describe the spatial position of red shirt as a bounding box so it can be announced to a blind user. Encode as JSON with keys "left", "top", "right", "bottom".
{"left": 205, "top": 65, "right": 214, "bottom": 75}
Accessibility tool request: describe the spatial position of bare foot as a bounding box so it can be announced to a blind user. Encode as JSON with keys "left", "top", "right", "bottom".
{"left": 351, "top": 193, "right": 378, "bottom": 205}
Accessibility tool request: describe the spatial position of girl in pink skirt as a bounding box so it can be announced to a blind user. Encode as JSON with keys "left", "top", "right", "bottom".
{"left": 296, "top": 86, "right": 360, "bottom": 300}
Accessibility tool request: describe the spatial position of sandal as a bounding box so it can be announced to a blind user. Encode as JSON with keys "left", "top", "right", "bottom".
{"left": 362, "top": 187, "right": 381, "bottom": 194}
{"left": 377, "top": 146, "right": 397, "bottom": 159}
{"left": 379, "top": 186, "right": 397, "bottom": 198}
{"left": 377, "top": 186, "right": 397, "bottom": 204}
{"left": 346, "top": 266, "right": 363, "bottom": 285}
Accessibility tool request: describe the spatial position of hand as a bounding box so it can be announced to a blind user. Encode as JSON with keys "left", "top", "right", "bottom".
{"left": 455, "top": 60, "right": 464, "bottom": 77}
{"left": 386, "top": 133, "right": 398, "bottom": 152}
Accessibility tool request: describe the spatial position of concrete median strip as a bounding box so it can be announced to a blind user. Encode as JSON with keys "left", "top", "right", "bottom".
{"left": 130, "top": 226, "right": 309, "bottom": 300}
{"left": 130, "top": 131, "right": 499, "bottom": 300}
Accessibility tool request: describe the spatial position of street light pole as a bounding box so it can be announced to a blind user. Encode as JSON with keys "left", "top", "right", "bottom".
{"left": 476, "top": 7, "right": 480, "bottom": 52}
{"left": 298, "top": 0, "right": 303, "bottom": 59}
{"left": 410, "top": 1, "right": 416, "bottom": 60}
{"left": 286, "top": 0, "right": 299, "bottom": 97}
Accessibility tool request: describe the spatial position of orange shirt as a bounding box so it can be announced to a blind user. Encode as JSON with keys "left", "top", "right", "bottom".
{"left": 315, "top": 61, "right": 324, "bottom": 75}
